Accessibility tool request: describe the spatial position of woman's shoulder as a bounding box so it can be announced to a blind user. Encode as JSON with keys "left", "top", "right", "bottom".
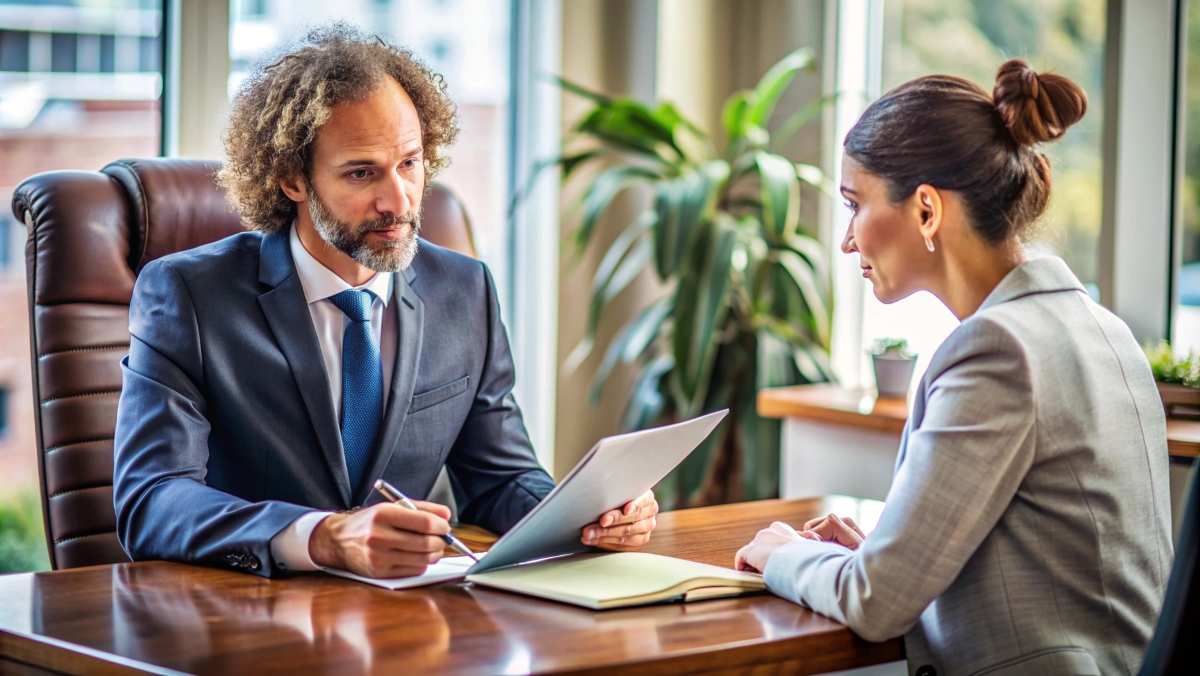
{"left": 926, "top": 310, "right": 1031, "bottom": 382}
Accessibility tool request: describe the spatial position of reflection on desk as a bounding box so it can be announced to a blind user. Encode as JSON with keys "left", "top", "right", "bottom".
{"left": 0, "top": 499, "right": 903, "bottom": 675}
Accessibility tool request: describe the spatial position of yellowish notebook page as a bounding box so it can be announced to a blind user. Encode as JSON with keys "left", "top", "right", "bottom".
{"left": 467, "top": 552, "right": 763, "bottom": 605}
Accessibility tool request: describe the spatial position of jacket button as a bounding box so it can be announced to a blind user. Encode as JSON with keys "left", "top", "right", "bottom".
{"left": 916, "top": 667, "right": 936, "bottom": 676}
{"left": 248, "top": 556, "right": 261, "bottom": 570}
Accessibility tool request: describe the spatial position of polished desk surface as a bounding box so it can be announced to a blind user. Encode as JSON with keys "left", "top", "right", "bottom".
{"left": 0, "top": 498, "right": 902, "bottom": 675}
{"left": 759, "top": 383, "right": 1200, "bottom": 460}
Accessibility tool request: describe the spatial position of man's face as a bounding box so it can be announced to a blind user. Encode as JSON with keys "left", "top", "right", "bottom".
{"left": 304, "top": 77, "right": 426, "bottom": 272}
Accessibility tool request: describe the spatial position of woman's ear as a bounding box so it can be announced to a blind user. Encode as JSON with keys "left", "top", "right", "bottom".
{"left": 279, "top": 173, "right": 309, "bottom": 203}
{"left": 913, "top": 184, "right": 943, "bottom": 242}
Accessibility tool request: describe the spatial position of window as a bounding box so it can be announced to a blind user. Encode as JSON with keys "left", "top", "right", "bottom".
{"left": 0, "top": 0, "right": 164, "bottom": 570}
{"left": 833, "top": 0, "right": 1109, "bottom": 388}
{"left": 1175, "top": 0, "right": 1200, "bottom": 356}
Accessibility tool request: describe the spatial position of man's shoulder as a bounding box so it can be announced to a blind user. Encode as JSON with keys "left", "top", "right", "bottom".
{"left": 410, "top": 238, "right": 485, "bottom": 284}
{"left": 147, "top": 231, "right": 265, "bottom": 278}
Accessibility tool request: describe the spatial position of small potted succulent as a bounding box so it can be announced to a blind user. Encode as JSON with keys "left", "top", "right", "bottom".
{"left": 1143, "top": 340, "right": 1200, "bottom": 418}
{"left": 870, "top": 338, "right": 917, "bottom": 399}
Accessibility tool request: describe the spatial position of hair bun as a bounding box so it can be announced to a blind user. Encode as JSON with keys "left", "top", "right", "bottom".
{"left": 993, "top": 59, "right": 1087, "bottom": 146}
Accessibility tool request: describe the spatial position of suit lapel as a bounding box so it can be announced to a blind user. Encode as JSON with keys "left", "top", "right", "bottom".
{"left": 257, "top": 232, "right": 353, "bottom": 508}
{"left": 354, "top": 266, "right": 424, "bottom": 505}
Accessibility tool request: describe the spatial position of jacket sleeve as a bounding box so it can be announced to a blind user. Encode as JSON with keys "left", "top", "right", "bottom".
{"left": 113, "top": 258, "right": 311, "bottom": 578}
{"left": 763, "top": 317, "right": 1036, "bottom": 641}
{"left": 444, "top": 263, "right": 555, "bottom": 534}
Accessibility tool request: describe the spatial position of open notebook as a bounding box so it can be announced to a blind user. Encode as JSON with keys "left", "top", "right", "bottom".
{"left": 466, "top": 552, "right": 765, "bottom": 610}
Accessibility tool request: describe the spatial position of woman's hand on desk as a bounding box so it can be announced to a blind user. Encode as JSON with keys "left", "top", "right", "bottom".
{"left": 802, "top": 514, "right": 866, "bottom": 550}
{"left": 581, "top": 490, "right": 659, "bottom": 551}
{"left": 735, "top": 515, "right": 866, "bottom": 573}
{"left": 308, "top": 501, "right": 453, "bottom": 578}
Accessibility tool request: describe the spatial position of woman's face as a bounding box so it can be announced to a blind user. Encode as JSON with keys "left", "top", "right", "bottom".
{"left": 839, "top": 155, "right": 934, "bottom": 303}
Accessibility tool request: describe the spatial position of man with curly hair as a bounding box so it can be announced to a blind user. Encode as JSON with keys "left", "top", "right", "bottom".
{"left": 113, "top": 25, "right": 658, "bottom": 579}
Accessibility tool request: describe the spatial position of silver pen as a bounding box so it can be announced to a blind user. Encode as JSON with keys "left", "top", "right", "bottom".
{"left": 373, "top": 479, "right": 481, "bottom": 563}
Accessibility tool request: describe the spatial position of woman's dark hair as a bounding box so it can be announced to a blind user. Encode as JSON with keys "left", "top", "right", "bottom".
{"left": 844, "top": 59, "right": 1087, "bottom": 244}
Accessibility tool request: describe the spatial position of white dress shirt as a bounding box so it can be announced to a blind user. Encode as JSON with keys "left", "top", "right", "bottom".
{"left": 270, "top": 224, "right": 399, "bottom": 571}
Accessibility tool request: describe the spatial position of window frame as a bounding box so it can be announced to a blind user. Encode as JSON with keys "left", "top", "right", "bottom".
{"left": 507, "top": 0, "right": 562, "bottom": 471}
{"left": 826, "top": 0, "right": 1180, "bottom": 390}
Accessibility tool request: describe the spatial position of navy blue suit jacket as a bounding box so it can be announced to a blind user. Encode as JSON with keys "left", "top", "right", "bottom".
{"left": 113, "top": 230, "right": 555, "bottom": 577}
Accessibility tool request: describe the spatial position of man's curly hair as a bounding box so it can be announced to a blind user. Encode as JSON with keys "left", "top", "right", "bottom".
{"left": 217, "top": 23, "right": 459, "bottom": 233}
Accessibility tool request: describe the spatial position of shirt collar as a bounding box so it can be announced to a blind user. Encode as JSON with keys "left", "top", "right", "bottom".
{"left": 289, "top": 222, "right": 392, "bottom": 306}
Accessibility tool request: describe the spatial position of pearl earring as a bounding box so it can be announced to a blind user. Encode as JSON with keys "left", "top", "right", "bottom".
{"left": 924, "top": 235, "right": 935, "bottom": 253}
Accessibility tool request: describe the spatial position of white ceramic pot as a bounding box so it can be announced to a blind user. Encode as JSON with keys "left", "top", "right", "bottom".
{"left": 872, "top": 353, "right": 917, "bottom": 398}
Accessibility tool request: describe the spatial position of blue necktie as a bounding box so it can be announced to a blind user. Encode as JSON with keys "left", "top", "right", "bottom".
{"left": 328, "top": 289, "right": 383, "bottom": 492}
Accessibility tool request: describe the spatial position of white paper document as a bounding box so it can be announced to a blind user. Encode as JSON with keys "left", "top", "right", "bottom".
{"left": 320, "top": 553, "right": 481, "bottom": 590}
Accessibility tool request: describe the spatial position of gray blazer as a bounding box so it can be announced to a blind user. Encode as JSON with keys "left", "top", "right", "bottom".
{"left": 764, "top": 257, "right": 1173, "bottom": 675}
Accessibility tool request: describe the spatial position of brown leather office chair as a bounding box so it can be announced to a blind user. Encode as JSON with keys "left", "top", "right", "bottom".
{"left": 12, "top": 158, "right": 477, "bottom": 570}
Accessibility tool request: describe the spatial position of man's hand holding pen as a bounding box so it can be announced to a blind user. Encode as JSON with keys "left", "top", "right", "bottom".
{"left": 308, "top": 500, "right": 452, "bottom": 579}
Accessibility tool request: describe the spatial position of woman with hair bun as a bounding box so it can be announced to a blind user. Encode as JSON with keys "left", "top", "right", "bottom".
{"left": 736, "top": 60, "right": 1172, "bottom": 675}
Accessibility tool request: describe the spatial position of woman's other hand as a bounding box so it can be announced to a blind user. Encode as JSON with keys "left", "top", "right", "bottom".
{"left": 735, "top": 521, "right": 817, "bottom": 573}
{"left": 802, "top": 513, "right": 866, "bottom": 550}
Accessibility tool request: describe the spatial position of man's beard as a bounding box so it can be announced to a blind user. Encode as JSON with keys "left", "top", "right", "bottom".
{"left": 307, "top": 187, "right": 421, "bottom": 272}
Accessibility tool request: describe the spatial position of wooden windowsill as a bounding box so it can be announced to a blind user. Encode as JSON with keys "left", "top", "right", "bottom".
{"left": 759, "top": 383, "right": 1200, "bottom": 460}
{"left": 757, "top": 383, "right": 908, "bottom": 434}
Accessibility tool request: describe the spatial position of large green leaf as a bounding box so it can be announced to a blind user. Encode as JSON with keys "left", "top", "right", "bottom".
{"left": 783, "top": 233, "right": 831, "bottom": 295}
{"left": 620, "top": 354, "right": 673, "bottom": 433}
{"left": 653, "top": 160, "right": 729, "bottom": 279}
{"left": 554, "top": 76, "right": 614, "bottom": 105}
{"left": 746, "top": 47, "right": 816, "bottom": 128}
{"left": 755, "top": 152, "right": 801, "bottom": 240}
{"left": 742, "top": 332, "right": 791, "bottom": 499}
{"left": 509, "top": 150, "right": 605, "bottom": 221}
{"left": 576, "top": 100, "right": 685, "bottom": 162}
{"left": 773, "top": 249, "right": 832, "bottom": 348}
{"left": 795, "top": 162, "right": 836, "bottom": 196}
{"left": 591, "top": 235, "right": 654, "bottom": 331}
{"left": 652, "top": 101, "right": 707, "bottom": 149}
{"left": 671, "top": 218, "right": 737, "bottom": 416}
{"left": 573, "top": 165, "right": 659, "bottom": 254}
{"left": 561, "top": 149, "right": 607, "bottom": 181}
{"left": 586, "top": 210, "right": 657, "bottom": 335}
{"left": 794, "top": 343, "right": 836, "bottom": 383}
{"left": 771, "top": 92, "right": 838, "bottom": 150}
{"left": 591, "top": 296, "right": 674, "bottom": 403}
{"left": 721, "top": 90, "right": 753, "bottom": 140}
{"left": 665, "top": 340, "right": 738, "bottom": 506}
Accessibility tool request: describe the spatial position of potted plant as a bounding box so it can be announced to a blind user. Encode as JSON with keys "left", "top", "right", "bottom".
{"left": 551, "top": 49, "right": 835, "bottom": 508}
{"left": 870, "top": 338, "right": 916, "bottom": 399}
{"left": 1143, "top": 340, "right": 1200, "bottom": 417}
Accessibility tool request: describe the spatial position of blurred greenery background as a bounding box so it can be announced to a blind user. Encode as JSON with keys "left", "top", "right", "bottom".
{"left": 1182, "top": 0, "right": 1200, "bottom": 271}
{"left": 883, "top": 0, "right": 1107, "bottom": 289}
{"left": 0, "top": 491, "right": 50, "bottom": 573}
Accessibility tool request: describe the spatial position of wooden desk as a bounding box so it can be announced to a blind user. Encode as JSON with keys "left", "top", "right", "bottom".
{"left": 0, "top": 499, "right": 902, "bottom": 675}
